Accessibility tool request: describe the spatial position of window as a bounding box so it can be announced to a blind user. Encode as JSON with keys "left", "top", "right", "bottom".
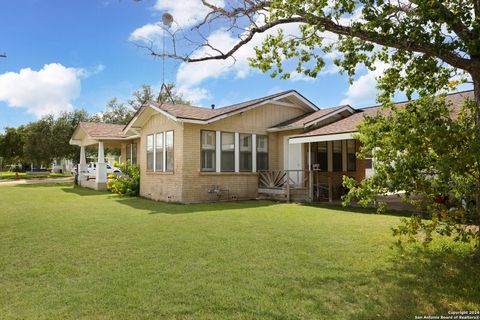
{"left": 201, "top": 130, "right": 216, "bottom": 171}
{"left": 347, "top": 140, "right": 356, "bottom": 171}
{"left": 126, "top": 143, "right": 137, "bottom": 164}
{"left": 131, "top": 143, "right": 137, "bottom": 164}
{"left": 155, "top": 133, "right": 164, "bottom": 172}
{"left": 126, "top": 144, "right": 132, "bottom": 163}
{"left": 365, "top": 158, "right": 373, "bottom": 169}
{"left": 312, "top": 142, "right": 328, "bottom": 171}
{"left": 221, "top": 132, "right": 235, "bottom": 172}
{"left": 333, "top": 140, "right": 343, "bottom": 172}
{"left": 239, "top": 134, "right": 252, "bottom": 171}
{"left": 165, "top": 131, "right": 174, "bottom": 172}
{"left": 146, "top": 134, "right": 154, "bottom": 171}
{"left": 257, "top": 135, "right": 268, "bottom": 171}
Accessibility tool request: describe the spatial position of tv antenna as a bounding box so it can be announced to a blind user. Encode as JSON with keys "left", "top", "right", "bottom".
{"left": 157, "top": 12, "right": 175, "bottom": 104}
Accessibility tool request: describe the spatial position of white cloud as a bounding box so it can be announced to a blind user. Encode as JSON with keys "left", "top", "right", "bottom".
{"left": 153, "top": 0, "right": 224, "bottom": 28}
{"left": 77, "top": 64, "right": 105, "bottom": 78}
{"left": 129, "top": 23, "right": 164, "bottom": 42}
{"left": 176, "top": 85, "right": 211, "bottom": 105}
{"left": 340, "top": 62, "right": 389, "bottom": 105}
{"left": 0, "top": 63, "right": 84, "bottom": 117}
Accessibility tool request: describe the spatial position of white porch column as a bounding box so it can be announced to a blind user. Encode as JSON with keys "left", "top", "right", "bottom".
{"left": 96, "top": 141, "right": 107, "bottom": 183}
{"left": 79, "top": 146, "right": 87, "bottom": 181}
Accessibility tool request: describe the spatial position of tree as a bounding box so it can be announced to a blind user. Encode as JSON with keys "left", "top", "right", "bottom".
{"left": 97, "top": 98, "right": 134, "bottom": 125}
{"left": 52, "top": 109, "right": 92, "bottom": 162}
{"left": 342, "top": 95, "right": 480, "bottom": 248}
{"left": 97, "top": 84, "right": 190, "bottom": 125}
{"left": 0, "top": 127, "right": 26, "bottom": 165}
{"left": 135, "top": 0, "right": 480, "bottom": 250}
{"left": 23, "top": 116, "right": 56, "bottom": 166}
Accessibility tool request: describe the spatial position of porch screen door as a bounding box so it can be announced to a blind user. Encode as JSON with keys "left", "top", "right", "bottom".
{"left": 283, "top": 137, "right": 302, "bottom": 185}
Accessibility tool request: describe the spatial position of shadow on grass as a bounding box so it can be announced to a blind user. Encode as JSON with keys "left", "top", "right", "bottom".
{"left": 288, "top": 246, "right": 479, "bottom": 319}
{"left": 356, "top": 247, "right": 479, "bottom": 319}
{"left": 13, "top": 183, "right": 111, "bottom": 197}
{"left": 113, "top": 196, "right": 278, "bottom": 215}
{"left": 301, "top": 202, "right": 417, "bottom": 218}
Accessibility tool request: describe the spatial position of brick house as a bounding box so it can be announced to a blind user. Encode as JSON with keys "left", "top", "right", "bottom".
{"left": 70, "top": 90, "right": 473, "bottom": 203}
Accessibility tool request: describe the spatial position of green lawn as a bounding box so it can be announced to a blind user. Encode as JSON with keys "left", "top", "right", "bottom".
{"left": 0, "top": 183, "right": 478, "bottom": 319}
{"left": 0, "top": 172, "right": 72, "bottom": 180}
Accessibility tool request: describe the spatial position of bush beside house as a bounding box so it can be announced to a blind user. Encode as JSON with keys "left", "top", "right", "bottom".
{"left": 107, "top": 162, "right": 140, "bottom": 196}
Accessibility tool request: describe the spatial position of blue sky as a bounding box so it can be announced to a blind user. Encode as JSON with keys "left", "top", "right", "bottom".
{"left": 0, "top": 0, "right": 465, "bottom": 132}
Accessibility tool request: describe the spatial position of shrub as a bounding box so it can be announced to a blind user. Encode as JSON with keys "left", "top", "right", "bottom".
{"left": 107, "top": 162, "right": 140, "bottom": 196}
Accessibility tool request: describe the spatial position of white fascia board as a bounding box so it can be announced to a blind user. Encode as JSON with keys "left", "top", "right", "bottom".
{"left": 289, "top": 132, "right": 358, "bottom": 144}
{"left": 287, "top": 91, "right": 319, "bottom": 111}
{"left": 147, "top": 104, "right": 179, "bottom": 123}
{"left": 69, "top": 139, "right": 82, "bottom": 146}
{"left": 92, "top": 135, "right": 141, "bottom": 141}
{"left": 303, "top": 106, "right": 355, "bottom": 128}
{"left": 266, "top": 125, "right": 304, "bottom": 132}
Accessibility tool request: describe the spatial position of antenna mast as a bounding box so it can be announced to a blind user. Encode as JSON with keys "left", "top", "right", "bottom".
{"left": 157, "top": 12, "right": 175, "bottom": 104}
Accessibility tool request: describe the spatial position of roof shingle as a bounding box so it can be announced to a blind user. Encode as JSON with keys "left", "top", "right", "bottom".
{"left": 150, "top": 90, "right": 311, "bottom": 121}
{"left": 79, "top": 122, "right": 127, "bottom": 138}
{"left": 294, "top": 90, "right": 475, "bottom": 138}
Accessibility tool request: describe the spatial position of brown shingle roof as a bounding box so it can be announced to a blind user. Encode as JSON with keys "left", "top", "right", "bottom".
{"left": 150, "top": 90, "right": 315, "bottom": 121}
{"left": 294, "top": 90, "right": 475, "bottom": 138}
{"left": 269, "top": 105, "right": 351, "bottom": 130}
{"left": 79, "top": 122, "right": 127, "bottom": 138}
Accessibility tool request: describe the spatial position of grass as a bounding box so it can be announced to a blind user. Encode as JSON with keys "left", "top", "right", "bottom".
{"left": 0, "top": 183, "right": 478, "bottom": 319}
{"left": 0, "top": 171, "right": 72, "bottom": 180}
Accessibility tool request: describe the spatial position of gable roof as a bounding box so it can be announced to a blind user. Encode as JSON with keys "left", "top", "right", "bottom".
{"left": 70, "top": 122, "right": 139, "bottom": 146}
{"left": 124, "top": 90, "right": 319, "bottom": 132}
{"left": 268, "top": 104, "right": 354, "bottom": 132}
{"left": 290, "top": 90, "right": 475, "bottom": 142}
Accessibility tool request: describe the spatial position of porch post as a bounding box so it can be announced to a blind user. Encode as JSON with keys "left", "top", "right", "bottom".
{"left": 79, "top": 146, "right": 87, "bottom": 181}
{"left": 96, "top": 141, "right": 107, "bottom": 183}
{"left": 308, "top": 142, "right": 313, "bottom": 202}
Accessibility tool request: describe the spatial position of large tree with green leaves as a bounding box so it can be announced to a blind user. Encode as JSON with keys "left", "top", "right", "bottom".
{"left": 0, "top": 126, "right": 26, "bottom": 165}
{"left": 138, "top": 0, "right": 480, "bottom": 249}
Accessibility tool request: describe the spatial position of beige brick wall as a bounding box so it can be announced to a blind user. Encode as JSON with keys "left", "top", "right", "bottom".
{"left": 181, "top": 123, "right": 259, "bottom": 203}
{"left": 136, "top": 103, "right": 314, "bottom": 203}
{"left": 138, "top": 114, "right": 185, "bottom": 202}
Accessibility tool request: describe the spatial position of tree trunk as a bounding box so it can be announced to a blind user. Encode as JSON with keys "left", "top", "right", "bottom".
{"left": 473, "top": 73, "right": 480, "bottom": 252}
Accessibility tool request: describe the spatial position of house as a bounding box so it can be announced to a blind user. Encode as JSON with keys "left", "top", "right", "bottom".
{"left": 69, "top": 89, "right": 474, "bottom": 203}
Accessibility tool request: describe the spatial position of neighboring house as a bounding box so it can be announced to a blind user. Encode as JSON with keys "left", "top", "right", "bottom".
{"left": 51, "top": 158, "right": 75, "bottom": 174}
{"left": 69, "top": 89, "right": 474, "bottom": 203}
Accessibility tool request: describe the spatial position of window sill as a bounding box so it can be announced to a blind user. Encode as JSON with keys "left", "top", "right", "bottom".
{"left": 198, "top": 171, "right": 259, "bottom": 176}
{"left": 145, "top": 171, "right": 174, "bottom": 175}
